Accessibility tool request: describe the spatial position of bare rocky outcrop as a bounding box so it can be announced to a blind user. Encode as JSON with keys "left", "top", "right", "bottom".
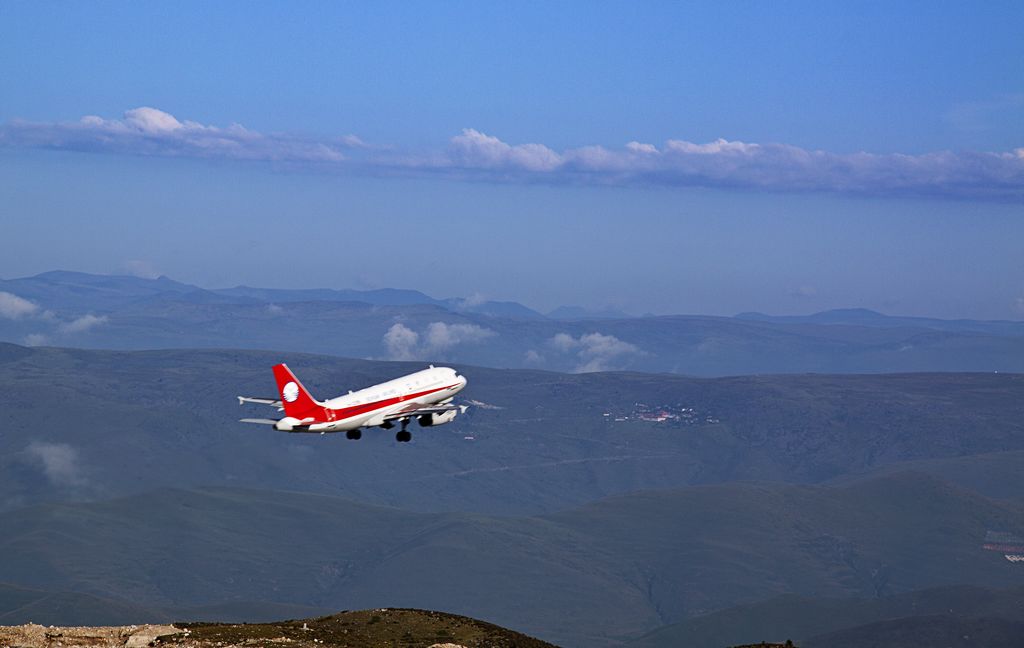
{"left": 0, "top": 624, "right": 179, "bottom": 648}
{"left": 0, "top": 610, "right": 557, "bottom": 648}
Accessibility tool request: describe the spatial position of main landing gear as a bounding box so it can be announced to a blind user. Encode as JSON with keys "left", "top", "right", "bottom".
{"left": 395, "top": 418, "right": 412, "bottom": 443}
{"left": 346, "top": 429, "right": 362, "bottom": 440}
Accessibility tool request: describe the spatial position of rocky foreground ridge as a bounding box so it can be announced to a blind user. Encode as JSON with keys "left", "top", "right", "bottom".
{"left": 0, "top": 609, "right": 558, "bottom": 648}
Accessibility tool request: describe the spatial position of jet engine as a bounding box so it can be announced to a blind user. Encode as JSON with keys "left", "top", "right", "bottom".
{"left": 274, "top": 416, "right": 314, "bottom": 432}
{"left": 274, "top": 417, "right": 300, "bottom": 431}
{"left": 418, "top": 410, "right": 458, "bottom": 427}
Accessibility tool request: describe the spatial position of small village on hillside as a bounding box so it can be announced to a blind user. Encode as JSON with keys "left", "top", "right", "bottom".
{"left": 603, "top": 402, "right": 720, "bottom": 426}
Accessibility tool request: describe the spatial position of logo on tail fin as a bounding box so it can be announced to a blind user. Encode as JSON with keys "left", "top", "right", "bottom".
{"left": 272, "top": 363, "right": 322, "bottom": 421}
{"left": 283, "top": 382, "right": 299, "bottom": 402}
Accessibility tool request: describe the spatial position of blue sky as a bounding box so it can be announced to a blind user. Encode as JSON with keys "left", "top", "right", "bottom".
{"left": 1, "top": 1, "right": 1022, "bottom": 317}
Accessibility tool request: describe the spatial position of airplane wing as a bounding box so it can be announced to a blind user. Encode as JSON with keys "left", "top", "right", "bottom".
{"left": 239, "top": 418, "right": 279, "bottom": 425}
{"left": 382, "top": 402, "right": 467, "bottom": 421}
{"left": 238, "top": 396, "right": 283, "bottom": 409}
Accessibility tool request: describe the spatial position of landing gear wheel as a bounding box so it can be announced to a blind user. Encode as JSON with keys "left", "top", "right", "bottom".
{"left": 396, "top": 430, "right": 412, "bottom": 443}
{"left": 346, "top": 429, "right": 362, "bottom": 440}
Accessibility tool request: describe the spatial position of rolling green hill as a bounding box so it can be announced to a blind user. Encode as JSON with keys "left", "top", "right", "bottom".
{"left": 803, "top": 614, "right": 1024, "bottom": 648}
{"left": 177, "top": 608, "right": 561, "bottom": 648}
{"left": 829, "top": 449, "right": 1024, "bottom": 500}
{"left": 0, "top": 582, "right": 165, "bottom": 626}
{"left": 2, "top": 344, "right": 1023, "bottom": 516}
{"left": 0, "top": 475, "right": 1021, "bottom": 647}
{"left": 626, "top": 584, "right": 1024, "bottom": 648}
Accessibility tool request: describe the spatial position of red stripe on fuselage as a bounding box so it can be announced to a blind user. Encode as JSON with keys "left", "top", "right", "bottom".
{"left": 310, "top": 383, "right": 458, "bottom": 423}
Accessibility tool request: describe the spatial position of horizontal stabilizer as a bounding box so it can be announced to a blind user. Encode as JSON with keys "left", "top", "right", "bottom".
{"left": 239, "top": 418, "right": 278, "bottom": 425}
{"left": 238, "top": 396, "right": 282, "bottom": 408}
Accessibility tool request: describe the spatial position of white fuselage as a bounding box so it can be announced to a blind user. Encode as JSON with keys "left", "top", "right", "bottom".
{"left": 295, "top": 366, "right": 467, "bottom": 433}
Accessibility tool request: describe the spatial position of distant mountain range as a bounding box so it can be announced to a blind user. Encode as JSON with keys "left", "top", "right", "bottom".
{"left": 2, "top": 271, "right": 1024, "bottom": 375}
{"left": 736, "top": 308, "right": 1024, "bottom": 337}
{"left": 0, "top": 270, "right": 551, "bottom": 318}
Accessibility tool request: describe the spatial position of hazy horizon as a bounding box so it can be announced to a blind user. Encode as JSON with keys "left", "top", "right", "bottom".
{"left": 6, "top": 265, "right": 1024, "bottom": 322}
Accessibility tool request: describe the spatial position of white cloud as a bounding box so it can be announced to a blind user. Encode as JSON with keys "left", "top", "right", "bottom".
{"left": 432, "top": 131, "right": 1024, "bottom": 201}
{"left": 0, "top": 293, "right": 108, "bottom": 341}
{"left": 0, "top": 106, "right": 355, "bottom": 164}
{"left": 548, "top": 331, "right": 644, "bottom": 372}
{"left": 448, "top": 129, "right": 563, "bottom": 172}
{"left": 383, "top": 321, "right": 495, "bottom": 360}
{"left": 524, "top": 349, "right": 545, "bottom": 364}
{"left": 574, "top": 332, "right": 643, "bottom": 372}
{"left": 23, "top": 333, "right": 48, "bottom": 346}
{"left": 123, "top": 259, "right": 160, "bottom": 279}
{"left": 123, "top": 106, "right": 184, "bottom": 133}
{"left": 383, "top": 323, "right": 420, "bottom": 360}
{"left": 59, "top": 314, "right": 109, "bottom": 334}
{"left": 626, "top": 141, "right": 658, "bottom": 154}
{"left": 453, "top": 292, "right": 487, "bottom": 310}
{"left": 664, "top": 138, "right": 760, "bottom": 155}
{"left": 3, "top": 107, "right": 1023, "bottom": 200}
{"left": 423, "top": 322, "right": 495, "bottom": 354}
{"left": 26, "top": 442, "right": 87, "bottom": 488}
{"left": 549, "top": 332, "right": 580, "bottom": 353}
{"left": 0, "top": 292, "right": 40, "bottom": 319}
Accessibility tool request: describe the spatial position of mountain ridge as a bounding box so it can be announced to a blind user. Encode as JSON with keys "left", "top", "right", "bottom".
{"left": 3, "top": 271, "right": 1024, "bottom": 376}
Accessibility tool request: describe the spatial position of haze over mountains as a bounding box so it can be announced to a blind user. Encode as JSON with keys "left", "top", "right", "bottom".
{"left": 2, "top": 271, "right": 1024, "bottom": 376}
{"left": 2, "top": 477, "right": 1022, "bottom": 648}
{"left": 1, "top": 272, "right": 1023, "bottom": 648}
{"left": 4, "top": 344, "right": 1024, "bottom": 514}
{"left": 1, "top": 343, "right": 1023, "bottom": 646}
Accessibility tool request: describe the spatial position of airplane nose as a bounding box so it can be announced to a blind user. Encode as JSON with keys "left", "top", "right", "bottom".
{"left": 457, "top": 374, "right": 468, "bottom": 389}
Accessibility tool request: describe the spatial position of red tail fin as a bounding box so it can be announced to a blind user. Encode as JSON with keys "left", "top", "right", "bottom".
{"left": 272, "top": 363, "right": 321, "bottom": 419}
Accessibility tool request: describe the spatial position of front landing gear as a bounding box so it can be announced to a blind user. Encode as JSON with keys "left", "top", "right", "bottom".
{"left": 346, "top": 429, "right": 362, "bottom": 440}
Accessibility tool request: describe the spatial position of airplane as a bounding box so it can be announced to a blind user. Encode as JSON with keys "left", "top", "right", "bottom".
{"left": 238, "top": 363, "right": 468, "bottom": 442}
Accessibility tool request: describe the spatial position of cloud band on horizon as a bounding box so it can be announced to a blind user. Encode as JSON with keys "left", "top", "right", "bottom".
{"left": 2, "top": 107, "right": 1022, "bottom": 201}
